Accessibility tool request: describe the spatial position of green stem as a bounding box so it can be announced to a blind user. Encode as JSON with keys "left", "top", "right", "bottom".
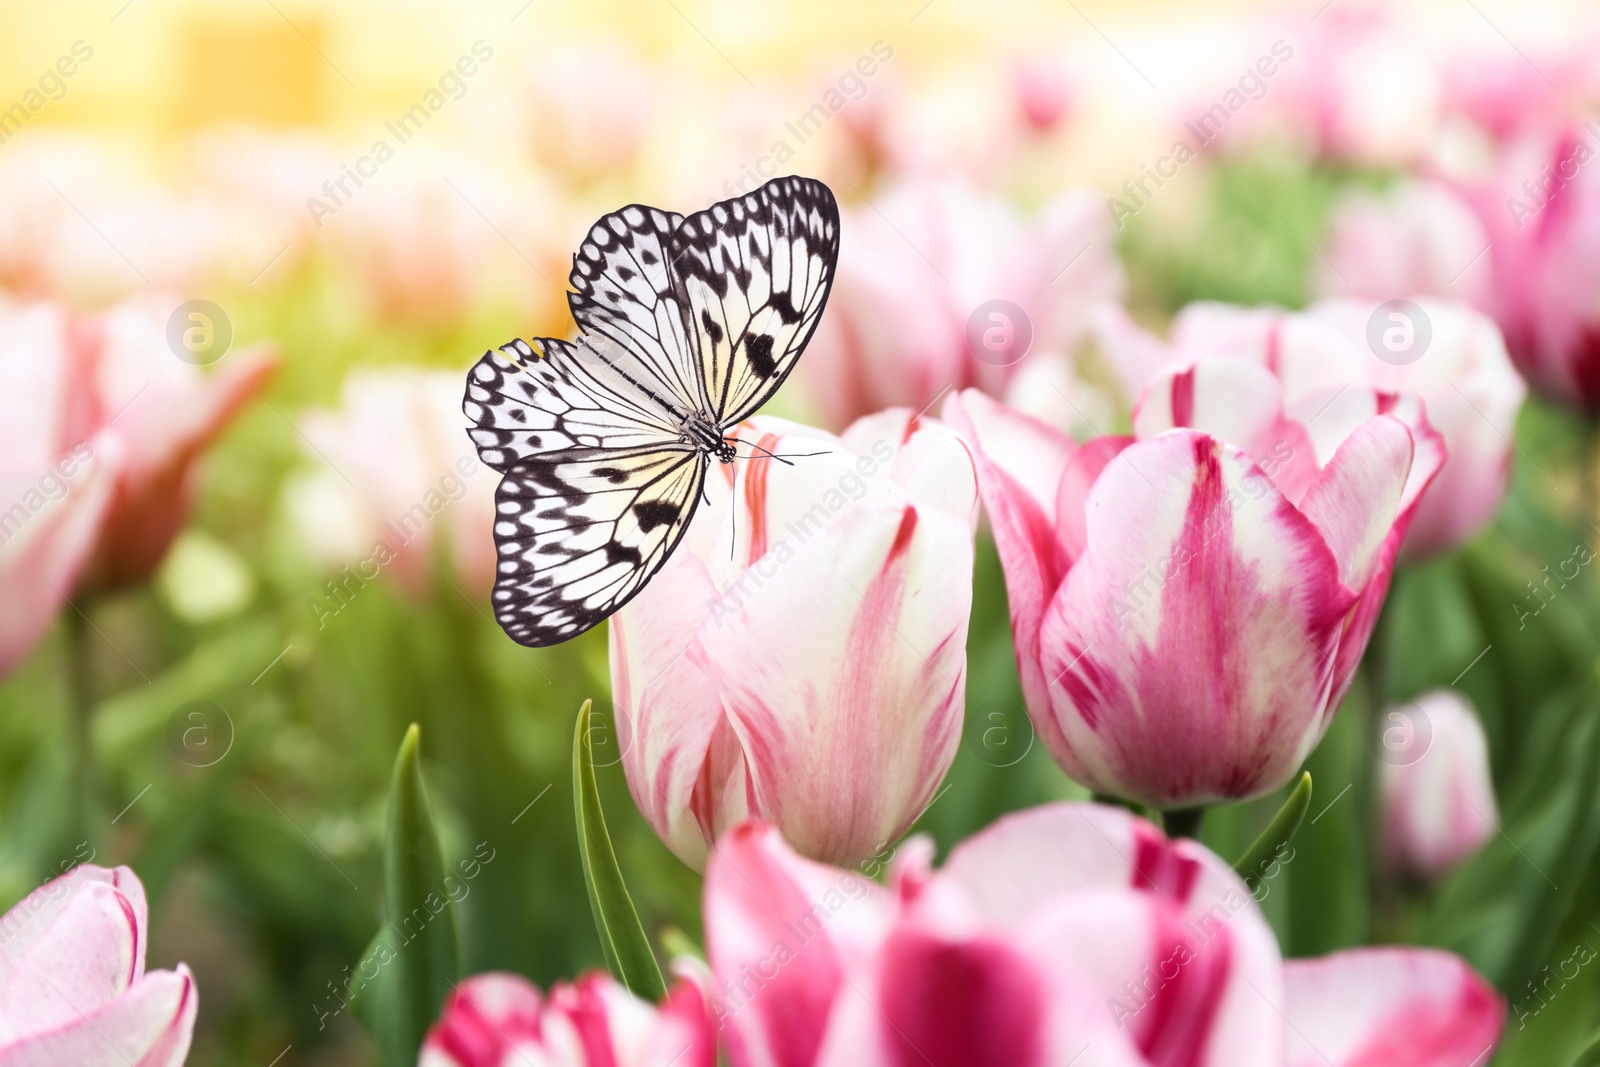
{"left": 64, "top": 608, "right": 96, "bottom": 848}
{"left": 1162, "top": 807, "right": 1205, "bottom": 840}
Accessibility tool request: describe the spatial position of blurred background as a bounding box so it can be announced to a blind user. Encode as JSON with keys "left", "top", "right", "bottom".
{"left": 3, "top": 0, "right": 1600, "bottom": 1063}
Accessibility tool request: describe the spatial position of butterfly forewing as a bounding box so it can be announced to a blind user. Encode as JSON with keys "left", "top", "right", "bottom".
{"left": 463, "top": 338, "right": 682, "bottom": 472}
{"left": 670, "top": 175, "right": 839, "bottom": 425}
{"left": 490, "top": 445, "right": 706, "bottom": 646}
{"left": 569, "top": 204, "right": 709, "bottom": 414}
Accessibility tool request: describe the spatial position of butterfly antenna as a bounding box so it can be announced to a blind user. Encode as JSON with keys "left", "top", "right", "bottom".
{"left": 736, "top": 441, "right": 830, "bottom": 466}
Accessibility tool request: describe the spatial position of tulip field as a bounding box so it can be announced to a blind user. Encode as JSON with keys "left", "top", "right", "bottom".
{"left": 6, "top": 0, "right": 1600, "bottom": 1063}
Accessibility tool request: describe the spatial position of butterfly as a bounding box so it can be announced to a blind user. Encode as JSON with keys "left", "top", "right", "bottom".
{"left": 462, "top": 175, "right": 840, "bottom": 647}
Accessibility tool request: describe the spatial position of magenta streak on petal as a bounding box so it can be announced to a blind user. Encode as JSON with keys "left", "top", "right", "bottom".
{"left": 1134, "top": 904, "right": 1233, "bottom": 1067}
{"left": 1340, "top": 974, "right": 1504, "bottom": 1067}
{"left": 115, "top": 891, "right": 139, "bottom": 987}
{"left": 1061, "top": 436, "right": 1354, "bottom": 804}
{"left": 1264, "top": 319, "right": 1282, "bottom": 376}
{"left": 879, "top": 930, "right": 1045, "bottom": 1067}
{"left": 1130, "top": 823, "right": 1201, "bottom": 903}
{"left": 433, "top": 982, "right": 542, "bottom": 1067}
{"left": 563, "top": 977, "right": 621, "bottom": 1067}
{"left": 1170, "top": 367, "right": 1196, "bottom": 427}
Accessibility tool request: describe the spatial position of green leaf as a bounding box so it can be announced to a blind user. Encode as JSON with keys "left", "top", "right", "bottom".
{"left": 573, "top": 699, "right": 666, "bottom": 1001}
{"left": 1572, "top": 1028, "right": 1600, "bottom": 1067}
{"left": 1233, "top": 772, "right": 1311, "bottom": 891}
{"left": 360, "top": 724, "right": 460, "bottom": 1066}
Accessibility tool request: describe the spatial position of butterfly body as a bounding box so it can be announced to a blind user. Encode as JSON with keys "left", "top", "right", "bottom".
{"left": 463, "top": 175, "right": 839, "bottom": 647}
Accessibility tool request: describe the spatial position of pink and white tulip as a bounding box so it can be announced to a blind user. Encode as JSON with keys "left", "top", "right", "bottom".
{"left": 287, "top": 367, "right": 498, "bottom": 602}
{"left": 1457, "top": 122, "right": 1600, "bottom": 408}
{"left": 610, "top": 412, "right": 977, "bottom": 869}
{"left": 798, "top": 179, "right": 1121, "bottom": 429}
{"left": 1093, "top": 298, "right": 1524, "bottom": 557}
{"left": 1, "top": 297, "right": 274, "bottom": 675}
{"left": 1379, "top": 690, "right": 1499, "bottom": 882}
{"left": 704, "top": 805, "right": 1503, "bottom": 1066}
{"left": 945, "top": 363, "right": 1444, "bottom": 807}
{"left": 1314, "top": 179, "right": 1491, "bottom": 306}
{"left": 420, "top": 970, "right": 715, "bottom": 1067}
{"left": 0, "top": 864, "right": 196, "bottom": 1065}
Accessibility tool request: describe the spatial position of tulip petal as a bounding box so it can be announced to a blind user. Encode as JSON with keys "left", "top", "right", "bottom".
{"left": 942, "top": 390, "right": 1075, "bottom": 721}
{"left": 841, "top": 411, "right": 979, "bottom": 527}
{"left": 693, "top": 503, "right": 969, "bottom": 864}
{"left": 1283, "top": 948, "right": 1503, "bottom": 1067}
{"left": 0, "top": 865, "right": 146, "bottom": 996}
{"left": 1294, "top": 415, "right": 1413, "bottom": 594}
{"left": 819, "top": 925, "right": 1053, "bottom": 1067}
{"left": 0, "top": 964, "right": 195, "bottom": 1067}
{"left": 0, "top": 882, "right": 144, "bottom": 1041}
{"left": 612, "top": 549, "right": 731, "bottom": 870}
{"left": 418, "top": 972, "right": 543, "bottom": 1067}
{"left": 704, "top": 823, "right": 891, "bottom": 1067}
{"left": 0, "top": 437, "right": 120, "bottom": 677}
{"left": 1039, "top": 433, "right": 1354, "bottom": 803}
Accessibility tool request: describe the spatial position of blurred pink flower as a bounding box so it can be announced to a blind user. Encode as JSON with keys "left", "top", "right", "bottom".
{"left": 0, "top": 297, "right": 274, "bottom": 673}
{"left": 0, "top": 864, "right": 196, "bottom": 1065}
{"left": 1315, "top": 179, "right": 1491, "bottom": 306}
{"left": 1457, "top": 123, "right": 1600, "bottom": 408}
{"left": 1238, "top": 8, "right": 1440, "bottom": 166}
{"left": 610, "top": 412, "right": 977, "bottom": 869}
{"left": 419, "top": 970, "right": 715, "bottom": 1067}
{"left": 946, "top": 365, "right": 1443, "bottom": 808}
{"left": 1094, "top": 298, "right": 1524, "bottom": 557}
{"left": 1380, "top": 690, "right": 1499, "bottom": 882}
{"left": 521, "top": 42, "right": 656, "bottom": 184}
{"left": 287, "top": 367, "right": 497, "bottom": 602}
{"left": 1012, "top": 57, "right": 1074, "bottom": 135}
{"left": 799, "top": 178, "right": 1121, "bottom": 429}
{"left": 704, "top": 806, "right": 1503, "bottom": 1066}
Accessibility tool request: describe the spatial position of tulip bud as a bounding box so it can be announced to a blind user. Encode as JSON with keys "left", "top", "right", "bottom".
{"left": 0, "top": 864, "right": 196, "bottom": 1064}
{"left": 946, "top": 360, "right": 1444, "bottom": 809}
{"left": 420, "top": 970, "right": 715, "bottom": 1067}
{"left": 610, "top": 411, "right": 977, "bottom": 869}
{"left": 1379, "top": 689, "right": 1499, "bottom": 881}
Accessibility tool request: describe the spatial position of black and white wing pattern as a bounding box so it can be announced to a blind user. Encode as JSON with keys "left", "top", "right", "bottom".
{"left": 672, "top": 175, "right": 840, "bottom": 425}
{"left": 462, "top": 175, "right": 839, "bottom": 647}
{"left": 489, "top": 445, "right": 704, "bottom": 646}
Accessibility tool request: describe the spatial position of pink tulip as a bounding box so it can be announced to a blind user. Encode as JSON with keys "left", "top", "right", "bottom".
{"left": 420, "top": 970, "right": 716, "bottom": 1067}
{"left": 610, "top": 412, "right": 977, "bottom": 869}
{"left": 703, "top": 805, "right": 1503, "bottom": 1066}
{"left": 1456, "top": 123, "right": 1600, "bottom": 408}
{"left": 1093, "top": 298, "right": 1523, "bottom": 557}
{"left": 945, "top": 364, "right": 1443, "bottom": 808}
{"left": 0, "top": 864, "right": 196, "bottom": 1065}
{"left": 0, "top": 297, "right": 274, "bottom": 675}
{"left": 797, "top": 178, "right": 1121, "bottom": 429}
{"left": 288, "top": 367, "right": 498, "bottom": 604}
{"left": 1379, "top": 690, "right": 1499, "bottom": 881}
{"left": 1314, "top": 179, "right": 1491, "bottom": 306}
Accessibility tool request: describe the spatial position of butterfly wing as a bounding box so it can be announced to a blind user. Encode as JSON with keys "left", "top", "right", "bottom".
{"left": 670, "top": 175, "right": 840, "bottom": 426}
{"left": 490, "top": 444, "right": 706, "bottom": 647}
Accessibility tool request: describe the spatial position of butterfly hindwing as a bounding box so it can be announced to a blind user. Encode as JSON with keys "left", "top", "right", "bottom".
{"left": 671, "top": 175, "right": 840, "bottom": 425}
{"left": 490, "top": 445, "right": 706, "bottom": 647}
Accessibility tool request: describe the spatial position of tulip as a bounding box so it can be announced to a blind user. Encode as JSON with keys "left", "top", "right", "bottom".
{"left": 1379, "top": 690, "right": 1499, "bottom": 881}
{"left": 1093, "top": 298, "right": 1524, "bottom": 557}
{"left": 0, "top": 864, "right": 196, "bottom": 1065}
{"left": 1314, "top": 179, "right": 1491, "bottom": 306}
{"left": 797, "top": 178, "right": 1121, "bottom": 429}
{"left": 609, "top": 411, "right": 977, "bottom": 869}
{"left": 945, "top": 364, "right": 1444, "bottom": 808}
{"left": 1456, "top": 123, "right": 1600, "bottom": 409}
{"left": 0, "top": 297, "right": 274, "bottom": 675}
{"left": 703, "top": 804, "right": 1503, "bottom": 1066}
{"left": 287, "top": 366, "right": 498, "bottom": 606}
{"left": 420, "top": 969, "right": 716, "bottom": 1067}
